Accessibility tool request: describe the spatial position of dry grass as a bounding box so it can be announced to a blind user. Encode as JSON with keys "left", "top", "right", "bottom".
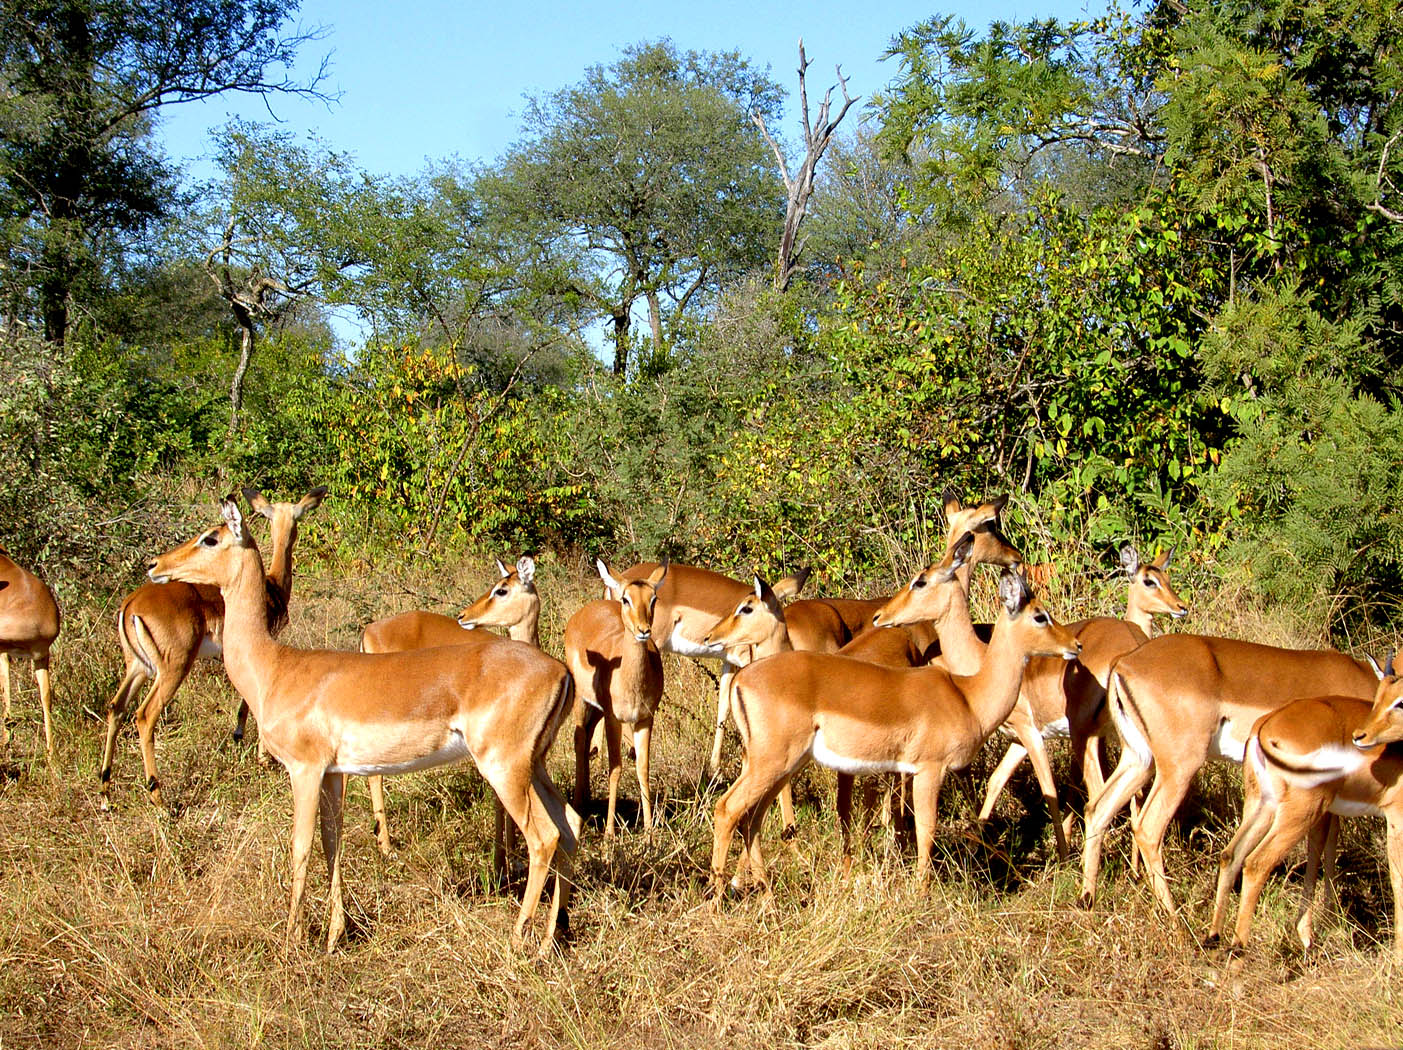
{"left": 1, "top": 536, "right": 1400, "bottom": 1050}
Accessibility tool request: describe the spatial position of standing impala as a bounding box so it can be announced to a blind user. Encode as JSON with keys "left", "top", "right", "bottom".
{"left": 710, "top": 566, "right": 1078, "bottom": 900}
{"left": 359, "top": 555, "right": 541, "bottom": 859}
{"left": 974, "top": 544, "right": 1188, "bottom": 859}
{"left": 566, "top": 560, "right": 667, "bottom": 836}
{"left": 99, "top": 485, "right": 326, "bottom": 810}
{"left": 147, "top": 495, "right": 579, "bottom": 954}
{"left": 0, "top": 550, "right": 61, "bottom": 756}
{"left": 1208, "top": 658, "right": 1403, "bottom": 960}
{"left": 1079, "top": 628, "right": 1378, "bottom": 916}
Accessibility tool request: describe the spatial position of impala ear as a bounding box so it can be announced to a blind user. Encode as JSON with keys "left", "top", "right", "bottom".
{"left": 221, "top": 493, "right": 248, "bottom": 546}
{"left": 646, "top": 557, "right": 668, "bottom": 590}
{"left": 1119, "top": 544, "right": 1140, "bottom": 576}
{"left": 294, "top": 485, "right": 328, "bottom": 519}
{"left": 596, "top": 558, "right": 623, "bottom": 595}
{"left": 515, "top": 555, "right": 535, "bottom": 585}
{"left": 241, "top": 486, "right": 273, "bottom": 520}
{"left": 772, "top": 566, "right": 811, "bottom": 601}
{"left": 936, "top": 532, "right": 976, "bottom": 581}
{"left": 495, "top": 558, "right": 510, "bottom": 578}
{"left": 1388, "top": 650, "right": 1398, "bottom": 679}
{"left": 1155, "top": 544, "right": 1175, "bottom": 570}
{"left": 986, "top": 493, "right": 1010, "bottom": 517}
{"left": 942, "top": 488, "right": 962, "bottom": 519}
{"left": 753, "top": 574, "right": 764, "bottom": 599}
{"left": 1369, "top": 653, "right": 1387, "bottom": 681}
{"left": 999, "top": 569, "right": 1032, "bottom": 615}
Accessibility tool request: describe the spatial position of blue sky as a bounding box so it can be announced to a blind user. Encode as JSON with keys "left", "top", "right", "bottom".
{"left": 157, "top": 0, "right": 1102, "bottom": 182}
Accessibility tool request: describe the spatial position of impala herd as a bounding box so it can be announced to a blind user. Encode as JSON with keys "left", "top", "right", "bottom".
{"left": 1, "top": 485, "right": 1401, "bottom": 965}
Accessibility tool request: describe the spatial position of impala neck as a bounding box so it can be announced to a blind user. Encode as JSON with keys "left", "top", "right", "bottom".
{"left": 508, "top": 605, "right": 540, "bottom": 647}
{"left": 618, "top": 629, "right": 659, "bottom": 696}
{"left": 218, "top": 545, "right": 282, "bottom": 715}
{"left": 263, "top": 522, "right": 297, "bottom": 599}
{"left": 1124, "top": 586, "right": 1154, "bottom": 637}
{"left": 935, "top": 574, "right": 984, "bottom": 676}
{"left": 951, "top": 612, "right": 1030, "bottom": 740}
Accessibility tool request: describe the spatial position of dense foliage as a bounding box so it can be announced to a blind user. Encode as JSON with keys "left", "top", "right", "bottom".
{"left": 2, "top": 2, "right": 1401, "bottom": 632}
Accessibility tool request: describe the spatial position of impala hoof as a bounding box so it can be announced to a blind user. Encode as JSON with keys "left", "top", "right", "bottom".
{"left": 1076, "top": 890, "right": 1095, "bottom": 910}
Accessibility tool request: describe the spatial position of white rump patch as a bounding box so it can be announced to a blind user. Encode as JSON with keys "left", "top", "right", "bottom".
{"left": 1208, "top": 720, "right": 1247, "bottom": 763}
{"left": 330, "top": 729, "right": 472, "bottom": 777}
{"left": 1248, "top": 738, "right": 1278, "bottom": 805}
{"left": 811, "top": 728, "right": 917, "bottom": 776}
{"left": 1108, "top": 677, "right": 1153, "bottom": 768}
{"left": 1273, "top": 744, "right": 1370, "bottom": 788}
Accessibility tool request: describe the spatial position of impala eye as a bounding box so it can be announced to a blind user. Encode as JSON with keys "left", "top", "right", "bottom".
{"left": 912, "top": 576, "right": 927, "bottom": 590}
{"left": 201, "top": 533, "right": 218, "bottom": 547}
{"left": 494, "top": 587, "right": 508, "bottom": 597}
{"left": 1032, "top": 612, "right": 1050, "bottom": 625}
{"left": 1142, "top": 576, "right": 1158, "bottom": 588}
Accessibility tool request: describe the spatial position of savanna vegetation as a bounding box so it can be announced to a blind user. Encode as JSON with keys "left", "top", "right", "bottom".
{"left": 2, "top": 0, "right": 1403, "bottom": 1046}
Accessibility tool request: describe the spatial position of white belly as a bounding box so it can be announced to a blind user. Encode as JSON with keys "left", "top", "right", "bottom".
{"left": 666, "top": 626, "right": 725, "bottom": 660}
{"left": 811, "top": 728, "right": 917, "bottom": 776}
{"left": 330, "top": 730, "right": 472, "bottom": 777}
{"left": 1328, "top": 798, "right": 1383, "bottom": 818}
{"left": 1042, "top": 716, "right": 1070, "bottom": 739}
{"left": 1208, "top": 720, "right": 1247, "bottom": 763}
{"left": 197, "top": 636, "right": 223, "bottom": 661}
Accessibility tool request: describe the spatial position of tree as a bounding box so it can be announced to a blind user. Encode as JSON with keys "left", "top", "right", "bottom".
{"left": 751, "top": 40, "right": 856, "bottom": 291}
{"left": 0, "top": 0, "right": 329, "bottom": 346}
{"left": 195, "top": 123, "right": 376, "bottom": 435}
{"left": 498, "top": 39, "right": 784, "bottom": 376}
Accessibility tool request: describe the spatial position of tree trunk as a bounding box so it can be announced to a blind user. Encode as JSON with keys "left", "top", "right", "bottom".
{"left": 646, "top": 289, "right": 665, "bottom": 366}
{"left": 228, "top": 310, "right": 256, "bottom": 438}
{"left": 611, "top": 308, "right": 631, "bottom": 376}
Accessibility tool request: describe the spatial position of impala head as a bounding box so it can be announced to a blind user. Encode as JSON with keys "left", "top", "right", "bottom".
{"left": 458, "top": 555, "right": 538, "bottom": 631}
{"left": 242, "top": 484, "right": 328, "bottom": 542}
{"left": 1354, "top": 652, "right": 1402, "bottom": 749}
{"left": 702, "top": 574, "right": 785, "bottom": 652}
{"left": 872, "top": 532, "right": 976, "bottom": 629}
{"left": 147, "top": 493, "right": 256, "bottom": 587}
{"left": 943, "top": 490, "right": 1023, "bottom": 572}
{"left": 597, "top": 558, "right": 668, "bottom": 642}
{"left": 1120, "top": 543, "right": 1189, "bottom": 619}
{"left": 997, "top": 569, "right": 1081, "bottom": 662}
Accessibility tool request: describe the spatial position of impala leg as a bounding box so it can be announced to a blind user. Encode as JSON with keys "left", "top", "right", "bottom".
{"left": 836, "top": 772, "right": 855, "bottom": 878}
{"left": 712, "top": 760, "right": 788, "bottom": 902}
{"left": 978, "top": 741, "right": 1028, "bottom": 824}
{"left": 1385, "top": 813, "right": 1403, "bottom": 964}
{"left": 632, "top": 718, "right": 654, "bottom": 831}
{"left": 531, "top": 764, "right": 579, "bottom": 954}
{"left": 1232, "top": 793, "right": 1325, "bottom": 955}
{"left": 709, "top": 661, "right": 737, "bottom": 774}
{"left": 909, "top": 765, "right": 947, "bottom": 881}
{"left": 0, "top": 652, "right": 10, "bottom": 744}
{"left": 232, "top": 699, "right": 250, "bottom": 744}
{"left": 368, "top": 774, "right": 391, "bottom": 856}
{"left": 1319, "top": 812, "right": 1341, "bottom": 922}
{"left": 491, "top": 799, "right": 519, "bottom": 885}
{"left": 133, "top": 653, "right": 197, "bottom": 807}
{"left": 1130, "top": 766, "right": 1198, "bottom": 917}
{"left": 99, "top": 665, "right": 148, "bottom": 810}
{"left": 1294, "top": 811, "right": 1331, "bottom": 951}
{"left": 778, "top": 782, "right": 796, "bottom": 838}
{"left": 573, "top": 703, "right": 602, "bottom": 815}
{"left": 485, "top": 762, "right": 560, "bottom": 951}
{"left": 33, "top": 652, "right": 53, "bottom": 759}
{"left": 1209, "top": 776, "right": 1276, "bottom": 943}
{"left": 284, "top": 767, "right": 325, "bottom": 954}
{"left": 1079, "top": 752, "right": 1152, "bottom": 908}
{"left": 1022, "top": 731, "right": 1069, "bottom": 861}
{"left": 741, "top": 778, "right": 793, "bottom": 899}
{"left": 318, "top": 772, "right": 348, "bottom": 953}
{"left": 603, "top": 714, "right": 623, "bottom": 838}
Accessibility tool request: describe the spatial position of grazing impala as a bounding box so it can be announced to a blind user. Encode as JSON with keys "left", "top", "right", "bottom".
{"left": 974, "top": 544, "right": 1189, "bottom": 859}
{"left": 1079, "top": 628, "right": 1378, "bottom": 916}
{"left": 147, "top": 495, "right": 578, "bottom": 954}
{"left": 566, "top": 560, "right": 667, "bottom": 836}
{"left": 1209, "top": 657, "right": 1403, "bottom": 960}
{"left": 710, "top": 566, "right": 1080, "bottom": 901}
{"left": 99, "top": 485, "right": 326, "bottom": 809}
{"left": 0, "top": 550, "right": 61, "bottom": 755}
{"left": 359, "top": 556, "right": 541, "bottom": 858}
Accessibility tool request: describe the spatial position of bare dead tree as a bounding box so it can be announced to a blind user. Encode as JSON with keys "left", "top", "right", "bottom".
{"left": 205, "top": 219, "right": 312, "bottom": 439}
{"left": 753, "top": 39, "right": 857, "bottom": 292}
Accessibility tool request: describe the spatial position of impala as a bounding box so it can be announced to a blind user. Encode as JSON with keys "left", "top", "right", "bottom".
{"left": 606, "top": 561, "right": 809, "bottom": 774}
{"left": 0, "top": 550, "right": 61, "bottom": 755}
{"left": 359, "top": 555, "right": 540, "bottom": 858}
{"left": 99, "top": 485, "right": 325, "bottom": 809}
{"left": 1079, "top": 630, "right": 1378, "bottom": 916}
{"left": 974, "top": 544, "right": 1188, "bottom": 859}
{"left": 710, "top": 566, "right": 1080, "bottom": 900}
{"left": 147, "top": 495, "right": 578, "bottom": 954}
{"left": 1208, "top": 657, "right": 1403, "bottom": 960}
{"left": 566, "top": 560, "right": 667, "bottom": 836}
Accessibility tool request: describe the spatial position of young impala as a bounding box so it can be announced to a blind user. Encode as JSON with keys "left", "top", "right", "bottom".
{"left": 147, "top": 495, "right": 578, "bottom": 955}
{"left": 1209, "top": 657, "right": 1403, "bottom": 961}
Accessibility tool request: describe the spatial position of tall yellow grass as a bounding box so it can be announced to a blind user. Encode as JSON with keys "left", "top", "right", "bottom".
{"left": 0, "top": 532, "right": 1398, "bottom": 1049}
